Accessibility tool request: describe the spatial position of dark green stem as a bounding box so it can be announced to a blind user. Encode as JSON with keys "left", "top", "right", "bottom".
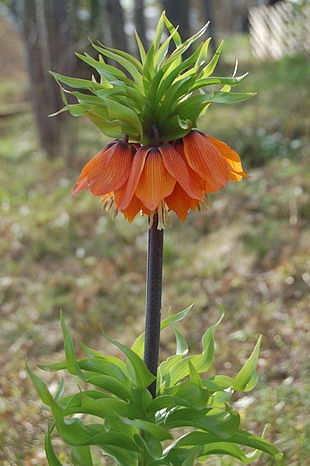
{"left": 144, "top": 214, "right": 163, "bottom": 398}
{"left": 151, "top": 124, "right": 160, "bottom": 147}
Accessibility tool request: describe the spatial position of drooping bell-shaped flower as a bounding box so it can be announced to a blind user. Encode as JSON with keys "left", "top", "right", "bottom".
{"left": 51, "top": 12, "right": 254, "bottom": 228}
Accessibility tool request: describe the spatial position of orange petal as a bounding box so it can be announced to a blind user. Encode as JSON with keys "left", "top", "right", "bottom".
{"left": 73, "top": 141, "right": 133, "bottom": 197}
{"left": 183, "top": 131, "right": 231, "bottom": 190}
{"left": 174, "top": 140, "right": 219, "bottom": 193}
{"left": 135, "top": 148, "right": 176, "bottom": 211}
{"left": 160, "top": 144, "right": 202, "bottom": 200}
{"left": 72, "top": 144, "right": 113, "bottom": 196}
{"left": 88, "top": 142, "right": 133, "bottom": 195}
{"left": 207, "top": 135, "right": 248, "bottom": 181}
{"left": 122, "top": 195, "right": 150, "bottom": 223}
{"left": 116, "top": 146, "right": 150, "bottom": 210}
{"left": 72, "top": 176, "right": 89, "bottom": 197}
{"left": 165, "top": 183, "right": 199, "bottom": 222}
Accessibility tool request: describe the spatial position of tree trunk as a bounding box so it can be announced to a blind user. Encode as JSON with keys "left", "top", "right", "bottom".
{"left": 67, "top": 0, "right": 80, "bottom": 46}
{"left": 105, "top": 0, "right": 128, "bottom": 52}
{"left": 22, "top": 0, "right": 61, "bottom": 157}
{"left": 202, "top": 0, "right": 217, "bottom": 54}
{"left": 134, "top": 0, "right": 147, "bottom": 49}
{"left": 90, "top": 0, "right": 100, "bottom": 29}
{"left": 43, "top": 0, "right": 75, "bottom": 111}
{"left": 89, "top": 0, "right": 106, "bottom": 43}
{"left": 162, "top": 0, "right": 191, "bottom": 41}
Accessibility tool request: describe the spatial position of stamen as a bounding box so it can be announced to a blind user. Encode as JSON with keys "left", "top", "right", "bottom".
{"left": 101, "top": 194, "right": 119, "bottom": 219}
{"left": 149, "top": 211, "right": 154, "bottom": 229}
{"left": 111, "top": 204, "right": 119, "bottom": 219}
{"left": 163, "top": 203, "right": 170, "bottom": 227}
{"left": 198, "top": 194, "right": 209, "bottom": 213}
{"left": 157, "top": 202, "right": 165, "bottom": 230}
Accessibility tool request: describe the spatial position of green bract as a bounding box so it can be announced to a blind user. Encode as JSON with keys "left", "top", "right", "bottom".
{"left": 50, "top": 12, "right": 254, "bottom": 144}
{"left": 28, "top": 309, "right": 282, "bottom": 466}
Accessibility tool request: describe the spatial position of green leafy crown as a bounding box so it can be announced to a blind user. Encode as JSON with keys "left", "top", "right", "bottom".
{"left": 50, "top": 12, "right": 254, "bottom": 144}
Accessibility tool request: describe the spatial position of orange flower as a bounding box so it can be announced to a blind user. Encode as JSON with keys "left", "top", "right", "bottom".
{"left": 73, "top": 131, "right": 248, "bottom": 228}
{"left": 72, "top": 140, "right": 135, "bottom": 197}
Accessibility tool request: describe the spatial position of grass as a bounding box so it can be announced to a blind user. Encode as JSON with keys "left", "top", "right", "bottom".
{"left": 0, "top": 33, "right": 310, "bottom": 465}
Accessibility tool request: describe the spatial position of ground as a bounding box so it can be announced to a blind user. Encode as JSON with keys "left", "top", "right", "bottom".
{"left": 0, "top": 16, "right": 309, "bottom": 466}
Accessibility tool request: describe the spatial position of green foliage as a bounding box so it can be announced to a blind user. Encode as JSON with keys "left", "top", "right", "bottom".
{"left": 50, "top": 12, "right": 254, "bottom": 144}
{"left": 28, "top": 310, "right": 282, "bottom": 465}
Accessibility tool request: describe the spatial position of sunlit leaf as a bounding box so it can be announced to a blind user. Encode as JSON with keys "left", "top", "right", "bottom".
{"left": 174, "top": 328, "right": 188, "bottom": 355}
{"left": 233, "top": 336, "right": 262, "bottom": 392}
{"left": 165, "top": 310, "right": 224, "bottom": 387}
{"left": 135, "top": 31, "right": 146, "bottom": 64}
{"left": 200, "top": 40, "right": 224, "bottom": 77}
{"left": 92, "top": 43, "right": 143, "bottom": 85}
{"left": 131, "top": 305, "right": 193, "bottom": 357}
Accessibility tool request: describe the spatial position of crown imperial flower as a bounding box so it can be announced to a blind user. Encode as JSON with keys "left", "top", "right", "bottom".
{"left": 52, "top": 12, "right": 254, "bottom": 228}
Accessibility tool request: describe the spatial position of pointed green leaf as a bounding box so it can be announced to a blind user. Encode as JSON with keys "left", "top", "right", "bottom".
{"left": 174, "top": 328, "right": 188, "bottom": 355}
{"left": 233, "top": 336, "right": 262, "bottom": 392}
{"left": 143, "top": 43, "right": 156, "bottom": 89}
{"left": 96, "top": 41, "right": 143, "bottom": 73}
{"left": 163, "top": 381, "right": 209, "bottom": 410}
{"left": 163, "top": 13, "right": 182, "bottom": 48}
{"left": 182, "top": 447, "right": 203, "bottom": 466}
{"left": 64, "top": 393, "right": 139, "bottom": 419}
{"left": 158, "top": 354, "right": 184, "bottom": 387}
{"left": 55, "top": 378, "right": 65, "bottom": 401}
{"left": 195, "top": 37, "right": 211, "bottom": 67}
{"left": 166, "top": 23, "right": 209, "bottom": 67}
{"left": 71, "top": 446, "right": 93, "bottom": 466}
{"left": 102, "top": 330, "right": 155, "bottom": 389}
{"left": 201, "top": 40, "right": 224, "bottom": 77}
{"left": 131, "top": 305, "right": 193, "bottom": 357}
{"left": 148, "top": 393, "right": 202, "bottom": 413}
{"left": 154, "top": 26, "right": 179, "bottom": 68}
{"left": 92, "top": 43, "right": 142, "bottom": 85}
{"left": 210, "top": 91, "right": 256, "bottom": 104}
{"left": 166, "top": 310, "right": 224, "bottom": 387}
{"left": 117, "top": 416, "right": 172, "bottom": 441}
{"left": 163, "top": 407, "right": 240, "bottom": 438}
{"left": 135, "top": 31, "right": 146, "bottom": 64}
{"left": 164, "top": 429, "right": 282, "bottom": 463}
{"left": 83, "top": 373, "right": 132, "bottom": 401}
{"left": 75, "top": 52, "right": 125, "bottom": 82}
{"left": 192, "top": 73, "right": 248, "bottom": 91}
{"left": 45, "top": 427, "right": 62, "bottom": 466}
{"left": 50, "top": 71, "right": 103, "bottom": 91}
{"left": 60, "top": 312, "right": 84, "bottom": 379}
{"left": 79, "top": 341, "right": 127, "bottom": 371}
{"left": 26, "top": 363, "right": 52, "bottom": 406}
{"left": 153, "top": 11, "right": 165, "bottom": 52}
{"left": 188, "top": 360, "right": 203, "bottom": 387}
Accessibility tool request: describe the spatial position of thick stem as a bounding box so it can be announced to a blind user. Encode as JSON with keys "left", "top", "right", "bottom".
{"left": 151, "top": 124, "right": 160, "bottom": 147}
{"left": 144, "top": 214, "right": 163, "bottom": 398}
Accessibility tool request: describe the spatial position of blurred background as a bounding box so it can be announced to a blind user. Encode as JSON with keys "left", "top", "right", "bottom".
{"left": 0, "top": 0, "right": 309, "bottom": 464}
